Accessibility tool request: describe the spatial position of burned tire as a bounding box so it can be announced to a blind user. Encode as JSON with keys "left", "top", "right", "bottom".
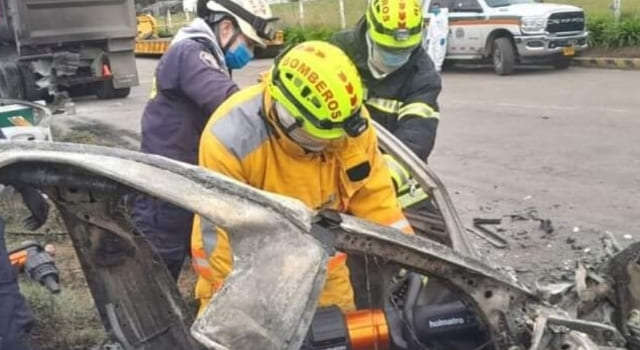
{"left": 95, "top": 80, "right": 131, "bottom": 99}
{"left": 492, "top": 37, "right": 516, "bottom": 76}
{"left": 553, "top": 58, "right": 572, "bottom": 70}
{"left": 0, "top": 62, "right": 25, "bottom": 100}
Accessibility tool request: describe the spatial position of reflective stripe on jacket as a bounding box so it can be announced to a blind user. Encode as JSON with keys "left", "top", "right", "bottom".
{"left": 330, "top": 19, "right": 442, "bottom": 160}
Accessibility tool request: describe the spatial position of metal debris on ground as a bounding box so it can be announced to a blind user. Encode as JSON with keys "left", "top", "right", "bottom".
{"left": 603, "top": 232, "right": 623, "bottom": 257}
{"left": 468, "top": 217, "right": 509, "bottom": 248}
{"left": 507, "top": 208, "right": 554, "bottom": 235}
{"left": 628, "top": 310, "right": 640, "bottom": 338}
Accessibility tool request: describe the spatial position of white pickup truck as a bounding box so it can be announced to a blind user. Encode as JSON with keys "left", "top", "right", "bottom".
{"left": 423, "top": 0, "right": 588, "bottom": 75}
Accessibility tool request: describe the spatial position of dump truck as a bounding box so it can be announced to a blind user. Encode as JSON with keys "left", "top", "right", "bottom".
{"left": 135, "top": 13, "right": 284, "bottom": 58}
{"left": 0, "top": 0, "right": 139, "bottom": 101}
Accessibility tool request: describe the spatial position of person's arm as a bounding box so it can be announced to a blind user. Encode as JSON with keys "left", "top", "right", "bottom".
{"left": 0, "top": 123, "right": 48, "bottom": 231}
{"left": 394, "top": 54, "right": 442, "bottom": 160}
{"left": 199, "top": 125, "right": 247, "bottom": 182}
{"left": 156, "top": 40, "right": 240, "bottom": 116}
{"left": 0, "top": 216, "right": 36, "bottom": 350}
{"left": 347, "top": 126, "right": 414, "bottom": 234}
{"left": 15, "top": 185, "right": 49, "bottom": 231}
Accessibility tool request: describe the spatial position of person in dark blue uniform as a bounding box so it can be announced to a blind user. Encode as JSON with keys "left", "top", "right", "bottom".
{"left": 0, "top": 130, "right": 50, "bottom": 350}
{"left": 132, "top": 0, "right": 278, "bottom": 280}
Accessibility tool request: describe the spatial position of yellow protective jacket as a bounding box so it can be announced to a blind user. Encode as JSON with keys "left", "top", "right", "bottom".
{"left": 192, "top": 82, "right": 413, "bottom": 314}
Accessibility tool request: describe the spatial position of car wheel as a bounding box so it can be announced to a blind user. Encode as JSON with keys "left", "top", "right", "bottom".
{"left": 492, "top": 37, "right": 516, "bottom": 76}
{"left": 95, "top": 80, "right": 131, "bottom": 99}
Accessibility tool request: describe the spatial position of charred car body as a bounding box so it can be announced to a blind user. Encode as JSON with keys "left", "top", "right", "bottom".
{"left": 0, "top": 127, "right": 638, "bottom": 349}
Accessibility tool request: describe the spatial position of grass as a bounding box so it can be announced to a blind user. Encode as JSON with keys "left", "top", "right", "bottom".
{"left": 562, "top": 0, "right": 640, "bottom": 18}
{"left": 153, "top": 11, "right": 191, "bottom": 36}
{"left": 2, "top": 194, "right": 106, "bottom": 350}
{"left": 271, "top": 0, "right": 367, "bottom": 30}
{"left": 21, "top": 280, "right": 106, "bottom": 350}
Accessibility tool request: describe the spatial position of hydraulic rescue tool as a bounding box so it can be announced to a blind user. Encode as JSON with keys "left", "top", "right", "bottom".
{"left": 9, "top": 241, "right": 60, "bottom": 293}
{"left": 303, "top": 273, "right": 482, "bottom": 350}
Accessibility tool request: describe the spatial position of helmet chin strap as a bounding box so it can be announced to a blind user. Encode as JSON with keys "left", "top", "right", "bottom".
{"left": 214, "top": 21, "right": 241, "bottom": 53}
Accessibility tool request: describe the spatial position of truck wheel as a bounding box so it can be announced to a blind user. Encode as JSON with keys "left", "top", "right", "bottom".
{"left": 553, "top": 58, "right": 572, "bottom": 70}
{"left": 0, "top": 62, "right": 25, "bottom": 100}
{"left": 492, "top": 37, "right": 516, "bottom": 76}
{"left": 95, "top": 80, "right": 131, "bottom": 99}
{"left": 18, "top": 63, "right": 44, "bottom": 101}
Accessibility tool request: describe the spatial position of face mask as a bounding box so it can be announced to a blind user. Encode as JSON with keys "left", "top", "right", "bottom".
{"left": 367, "top": 34, "right": 413, "bottom": 76}
{"left": 376, "top": 47, "right": 411, "bottom": 68}
{"left": 224, "top": 40, "right": 253, "bottom": 69}
{"left": 274, "top": 102, "right": 331, "bottom": 152}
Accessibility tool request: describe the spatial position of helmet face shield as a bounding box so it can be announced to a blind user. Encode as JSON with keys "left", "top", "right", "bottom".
{"left": 206, "top": 0, "right": 279, "bottom": 47}
{"left": 370, "top": 38, "right": 415, "bottom": 68}
{"left": 253, "top": 17, "right": 279, "bottom": 41}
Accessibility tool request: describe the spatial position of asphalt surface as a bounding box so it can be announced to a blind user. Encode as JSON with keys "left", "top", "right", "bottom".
{"left": 55, "top": 59, "right": 640, "bottom": 280}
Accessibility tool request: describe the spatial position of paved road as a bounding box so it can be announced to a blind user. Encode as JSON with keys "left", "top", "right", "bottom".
{"left": 55, "top": 59, "right": 640, "bottom": 246}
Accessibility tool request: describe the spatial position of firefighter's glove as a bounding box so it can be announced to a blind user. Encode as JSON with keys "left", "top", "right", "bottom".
{"left": 18, "top": 187, "right": 50, "bottom": 231}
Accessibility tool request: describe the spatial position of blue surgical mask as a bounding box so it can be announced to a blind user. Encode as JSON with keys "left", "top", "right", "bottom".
{"left": 376, "top": 48, "right": 411, "bottom": 69}
{"left": 224, "top": 41, "right": 253, "bottom": 69}
{"left": 367, "top": 34, "right": 414, "bottom": 77}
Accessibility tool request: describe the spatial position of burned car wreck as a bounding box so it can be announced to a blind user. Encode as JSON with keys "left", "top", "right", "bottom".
{"left": 0, "top": 136, "right": 639, "bottom": 350}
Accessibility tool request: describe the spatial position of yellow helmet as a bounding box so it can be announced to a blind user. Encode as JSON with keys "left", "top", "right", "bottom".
{"left": 366, "top": 0, "right": 423, "bottom": 49}
{"left": 268, "top": 41, "right": 368, "bottom": 139}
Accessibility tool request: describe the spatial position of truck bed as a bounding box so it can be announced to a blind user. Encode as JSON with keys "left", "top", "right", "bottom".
{"left": 2, "top": 0, "right": 136, "bottom": 46}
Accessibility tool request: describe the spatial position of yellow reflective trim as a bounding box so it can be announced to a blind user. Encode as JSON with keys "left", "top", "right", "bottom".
{"left": 193, "top": 256, "right": 210, "bottom": 268}
{"left": 201, "top": 219, "right": 217, "bottom": 258}
{"left": 398, "top": 186, "right": 429, "bottom": 208}
{"left": 366, "top": 97, "right": 402, "bottom": 114}
{"left": 398, "top": 102, "right": 439, "bottom": 120}
{"left": 383, "top": 154, "right": 410, "bottom": 191}
{"left": 389, "top": 218, "right": 411, "bottom": 231}
{"left": 149, "top": 77, "right": 158, "bottom": 99}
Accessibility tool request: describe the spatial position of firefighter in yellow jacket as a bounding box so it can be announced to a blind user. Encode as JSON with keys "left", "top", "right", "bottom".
{"left": 191, "top": 41, "right": 414, "bottom": 314}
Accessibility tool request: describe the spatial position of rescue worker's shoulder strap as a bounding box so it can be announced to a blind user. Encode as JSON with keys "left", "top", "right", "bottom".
{"left": 340, "top": 109, "right": 380, "bottom": 183}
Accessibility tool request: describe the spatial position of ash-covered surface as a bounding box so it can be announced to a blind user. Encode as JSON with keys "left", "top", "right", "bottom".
{"left": 462, "top": 202, "right": 634, "bottom": 289}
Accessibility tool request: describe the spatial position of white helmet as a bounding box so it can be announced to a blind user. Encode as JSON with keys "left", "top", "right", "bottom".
{"left": 206, "top": 0, "right": 277, "bottom": 48}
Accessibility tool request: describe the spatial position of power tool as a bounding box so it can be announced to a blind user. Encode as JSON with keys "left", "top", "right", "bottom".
{"left": 9, "top": 241, "right": 60, "bottom": 293}
{"left": 303, "top": 272, "right": 484, "bottom": 350}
